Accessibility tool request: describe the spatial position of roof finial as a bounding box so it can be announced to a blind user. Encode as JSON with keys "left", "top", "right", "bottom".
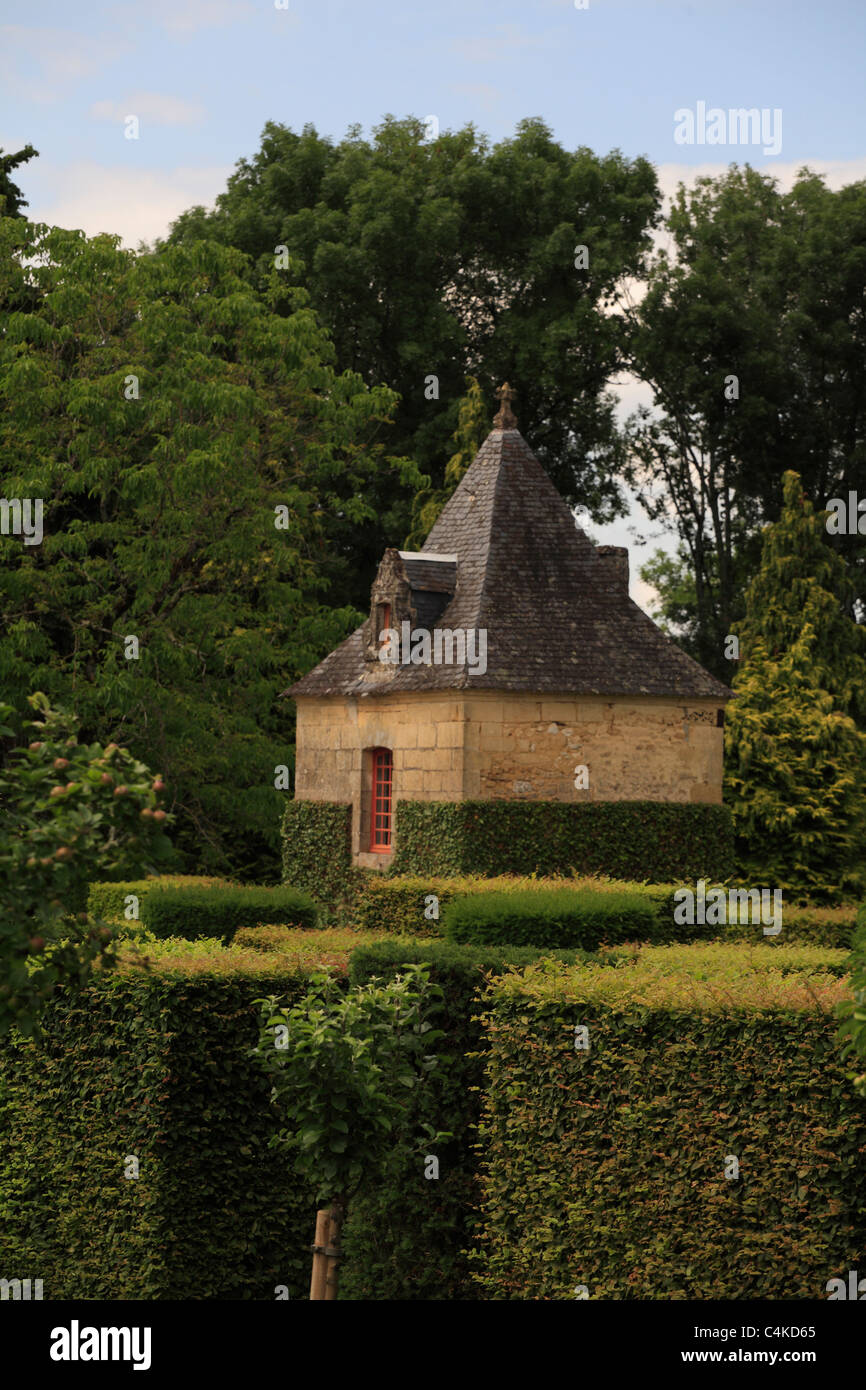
{"left": 493, "top": 381, "right": 518, "bottom": 429}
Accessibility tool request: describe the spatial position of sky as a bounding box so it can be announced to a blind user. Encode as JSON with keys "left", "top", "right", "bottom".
{"left": 2, "top": 0, "right": 864, "bottom": 608}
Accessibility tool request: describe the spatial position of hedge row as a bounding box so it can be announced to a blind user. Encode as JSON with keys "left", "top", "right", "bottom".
{"left": 87, "top": 875, "right": 233, "bottom": 923}
{"left": 0, "top": 952, "right": 321, "bottom": 1299}
{"left": 443, "top": 887, "right": 657, "bottom": 949}
{"left": 139, "top": 883, "right": 319, "bottom": 940}
{"left": 837, "top": 899, "right": 866, "bottom": 1091}
{"left": 355, "top": 874, "right": 857, "bottom": 948}
{"left": 472, "top": 948, "right": 863, "bottom": 1299}
{"left": 390, "top": 799, "right": 734, "bottom": 881}
{"left": 342, "top": 938, "right": 607, "bottom": 1300}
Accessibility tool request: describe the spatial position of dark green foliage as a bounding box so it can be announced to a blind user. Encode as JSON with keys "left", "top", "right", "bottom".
{"left": 87, "top": 875, "right": 233, "bottom": 923}
{"left": 628, "top": 166, "right": 866, "bottom": 668}
{"left": 281, "top": 800, "right": 358, "bottom": 906}
{"left": 140, "top": 883, "right": 319, "bottom": 940}
{"left": 391, "top": 799, "right": 734, "bottom": 881}
{"left": 443, "top": 887, "right": 658, "bottom": 949}
{"left": 0, "top": 695, "right": 174, "bottom": 1037}
{"left": 0, "top": 219, "right": 421, "bottom": 882}
{"left": 837, "top": 901, "right": 866, "bottom": 1094}
{"left": 0, "top": 145, "right": 38, "bottom": 217}
{"left": 168, "top": 115, "right": 661, "bottom": 588}
{"left": 342, "top": 938, "right": 601, "bottom": 1299}
{"left": 0, "top": 961, "right": 320, "bottom": 1299}
{"left": 725, "top": 472, "right": 866, "bottom": 901}
{"left": 255, "top": 965, "right": 447, "bottom": 1205}
{"left": 473, "top": 953, "right": 863, "bottom": 1299}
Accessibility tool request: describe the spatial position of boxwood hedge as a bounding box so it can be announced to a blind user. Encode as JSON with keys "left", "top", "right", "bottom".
{"left": 139, "top": 883, "right": 320, "bottom": 940}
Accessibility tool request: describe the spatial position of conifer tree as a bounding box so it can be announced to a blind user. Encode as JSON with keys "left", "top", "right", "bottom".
{"left": 733, "top": 471, "right": 866, "bottom": 722}
{"left": 725, "top": 471, "right": 866, "bottom": 899}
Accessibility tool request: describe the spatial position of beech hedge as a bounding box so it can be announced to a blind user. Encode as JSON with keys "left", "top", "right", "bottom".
{"left": 342, "top": 937, "right": 605, "bottom": 1300}
{"left": 0, "top": 932, "right": 384, "bottom": 1300}
{"left": 472, "top": 947, "right": 864, "bottom": 1299}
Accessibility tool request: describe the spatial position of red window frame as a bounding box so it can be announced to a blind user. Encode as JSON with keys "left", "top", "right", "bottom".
{"left": 370, "top": 747, "right": 393, "bottom": 852}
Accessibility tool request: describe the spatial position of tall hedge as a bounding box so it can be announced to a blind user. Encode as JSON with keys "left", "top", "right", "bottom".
{"left": 390, "top": 799, "right": 734, "bottom": 881}
{"left": 473, "top": 948, "right": 865, "bottom": 1299}
{"left": 0, "top": 947, "right": 328, "bottom": 1299}
{"left": 343, "top": 938, "right": 604, "bottom": 1300}
{"left": 281, "top": 800, "right": 356, "bottom": 905}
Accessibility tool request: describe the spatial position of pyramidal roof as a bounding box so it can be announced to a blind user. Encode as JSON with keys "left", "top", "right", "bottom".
{"left": 289, "top": 416, "right": 732, "bottom": 701}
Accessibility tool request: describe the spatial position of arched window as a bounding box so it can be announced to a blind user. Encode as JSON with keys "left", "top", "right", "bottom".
{"left": 370, "top": 747, "right": 393, "bottom": 852}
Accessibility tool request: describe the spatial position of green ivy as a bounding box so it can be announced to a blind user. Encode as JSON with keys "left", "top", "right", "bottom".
{"left": 281, "top": 801, "right": 361, "bottom": 908}
{"left": 390, "top": 800, "right": 734, "bottom": 881}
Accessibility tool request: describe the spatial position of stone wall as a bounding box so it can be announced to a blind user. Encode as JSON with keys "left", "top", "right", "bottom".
{"left": 293, "top": 693, "right": 465, "bottom": 867}
{"left": 462, "top": 692, "right": 724, "bottom": 806}
{"left": 293, "top": 690, "right": 726, "bottom": 868}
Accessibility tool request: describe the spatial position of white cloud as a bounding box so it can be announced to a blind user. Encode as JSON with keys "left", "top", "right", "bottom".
{"left": 448, "top": 82, "right": 503, "bottom": 112}
{"left": 655, "top": 156, "right": 866, "bottom": 204}
{"left": 27, "top": 161, "right": 232, "bottom": 249}
{"left": 0, "top": 25, "right": 129, "bottom": 101}
{"left": 147, "top": 0, "right": 256, "bottom": 35}
{"left": 452, "top": 23, "right": 546, "bottom": 63}
{"left": 90, "top": 93, "right": 206, "bottom": 126}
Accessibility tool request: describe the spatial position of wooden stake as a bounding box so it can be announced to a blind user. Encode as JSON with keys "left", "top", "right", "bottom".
{"left": 323, "top": 1200, "right": 345, "bottom": 1302}
{"left": 309, "top": 1208, "right": 329, "bottom": 1301}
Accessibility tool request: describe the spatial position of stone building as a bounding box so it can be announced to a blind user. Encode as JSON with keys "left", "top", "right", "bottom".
{"left": 288, "top": 388, "right": 732, "bottom": 869}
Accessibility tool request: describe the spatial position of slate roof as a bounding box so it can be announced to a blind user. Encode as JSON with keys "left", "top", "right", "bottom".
{"left": 288, "top": 425, "right": 733, "bottom": 701}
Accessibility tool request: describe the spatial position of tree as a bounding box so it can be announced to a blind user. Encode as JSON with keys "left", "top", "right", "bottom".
{"left": 625, "top": 166, "right": 866, "bottom": 674}
{"left": 724, "top": 473, "right": 866, "bottom": 899}
{"left": 0, "top": 145, "right": 38, "bottom": 217}
{"left": 255, "top": 966, "right": 448, "bottom": 1299}
{"left": 167, "top": 115, "right": 661, "bottom": 602}
{"left": 0, "top": 218, "right": 422, "bottom": 877}
{"left": 733, "top": 472, "right": 866, "bottom": 724}
{"left": 0, "top": 693, "right": 174, "bottom": 1037}
{"left": 404, "top": 375, "right": 486, "bottom": 548}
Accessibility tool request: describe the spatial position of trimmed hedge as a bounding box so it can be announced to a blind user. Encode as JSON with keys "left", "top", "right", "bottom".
{"left": 0, "top": 944, "right": 327, "bottom": 1299}
{"left": 138, "top": 883, "right": 320, "bottom": 940}
{"left": 837, "top": 900, "right": 866, "bottom": 1091}
{"left": 444, "top": 887, "right": 657, "bottom": 949}
{"left": 281, "top": 800, "right": 357, "bottom": 906}
{"left": 391, "top": 799, "right": 734, "bottom": 881}
{"left": 473, "top": 947, "right": 864, "bottom": 1299}
{"left": 87, "top": 875, "right": 233, "bottom": 924}
{"left": 355, "top": 873, "right": 857, "bottom": 947}
{"left": 343, "top": 937, "right": 606, "bottom": 1300}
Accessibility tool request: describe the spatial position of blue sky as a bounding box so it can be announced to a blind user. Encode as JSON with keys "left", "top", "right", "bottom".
{"left": 2, "top": 0, "right": 864, "bottom": 602}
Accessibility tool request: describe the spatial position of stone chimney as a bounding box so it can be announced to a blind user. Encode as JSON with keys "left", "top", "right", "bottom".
{"left": 596, "top": 545, "right": 629, "bottom": 595}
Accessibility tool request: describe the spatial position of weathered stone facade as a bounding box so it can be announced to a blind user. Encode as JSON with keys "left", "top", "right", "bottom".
{"left": 294, "top": 690, "right": 725, "bottom": 867}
